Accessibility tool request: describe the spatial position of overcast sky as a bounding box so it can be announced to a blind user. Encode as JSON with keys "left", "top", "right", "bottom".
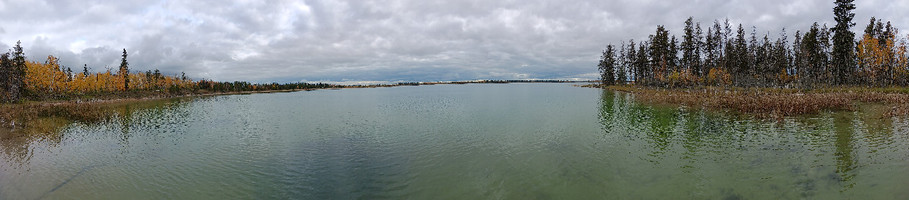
{"left": 1, "top": 0, "right": 908, "bottom": 83}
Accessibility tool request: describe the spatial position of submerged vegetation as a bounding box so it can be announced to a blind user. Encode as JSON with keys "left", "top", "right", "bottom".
{"left": 595, "top": 0, "right": 909, "bottom": 116}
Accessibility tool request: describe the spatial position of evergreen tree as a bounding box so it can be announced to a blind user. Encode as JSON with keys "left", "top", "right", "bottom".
{"left": 801, "top": 23, "right": 825, "bottom": 86}
{"left": 832, "top": 0, "right": 856, "bottom": 85}
{"left": 636, "top": 42, "right": 649, "bottom": 84}
{"left": 10, "top": 41, "right": 26, "bottom": 101}
{"left": 734, "top": 24, "right": 748, "bottom": 85}
{"left": 669, "top": 36, "right": 680, "bottom": 71}
{"left": 749, "top": 26, "right": 759, "bottom": 75}
{"left": 153, "top": 69, "right": 161, "bottom": 89}
{"left": 0, "top": 52, "right": 10, "bottom": 102}
{"left": 617, "top": 42, "right": 627, "bottom": 84}
{"left": 757, "top": 33, "right": 771, "bottom": 85}
{"left": 146, "top": 70, "right": 153, "bottom": 87}
{"left": 772, "top": 28, "right": 791, "bottom": 86}
{"left": 793, "top": 30, "right": 803, "bottom": 78}
{"left": 65, "top": 67, "right": 73, "bottom": 82}
{"left": 120, "top": 49, "right": 130, "bottom": 90}
{"left": 626, "top": 40, "right": 638, "bottom": 82}
{"left": 883, "top": 21, "right": 895, "bottom": 85}
{"left": 723, "top": 19, "right": 735, "bottom": 74}
{"left": 694, "top": 22, "right": 704, "bottom": 77}
{"left": 864, "top": 17, "right": 877, "bottom": 38}
{"left": 649, "top": 25, "right": 672, "bottom": 84}
{"left": 704, "top": 21, "right": 723, "bottom": 75}
{"left": 819, "top": 24, "right": 832, "bottom": 81}
{"left": 681, "top": 17, "right": 699, "bottom": 74}
{"left": 598, "top": 45, "right": 617, "bottom": 85}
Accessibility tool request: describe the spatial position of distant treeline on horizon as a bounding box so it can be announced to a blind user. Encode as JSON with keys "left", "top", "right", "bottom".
{"left": 394, "top": 79, "right": 587, "bottom": 85}
{"left": 597, "top": 0, "right": 909, "bottom": 88}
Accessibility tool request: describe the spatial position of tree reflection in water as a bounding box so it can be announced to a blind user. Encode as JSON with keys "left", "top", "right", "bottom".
{"left": 597, "top": 89, "right": 909, "bottom": 197}
{"left": 0, "top": 98, "right": 195, "bottom": 168}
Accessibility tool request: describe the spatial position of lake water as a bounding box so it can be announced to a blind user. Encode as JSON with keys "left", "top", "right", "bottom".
{"left": 2, "top": 83, "right": 909, "bottom": 199}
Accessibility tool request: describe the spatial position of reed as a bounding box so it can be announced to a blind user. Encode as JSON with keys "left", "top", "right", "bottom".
{"left": 606, "top": 85, "right": 909, "bottom": 117}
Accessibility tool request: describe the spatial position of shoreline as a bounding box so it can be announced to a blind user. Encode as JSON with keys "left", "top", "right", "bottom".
{"left": 12, "top": 88, "right": 321, "bottom": 108}
{"left": 588, "top": 84, "right": 909, "bottom": 117}
{"left": 10, "top": 80, "right": 593, "bottom": 106}
{"left": 0, "top": 88, "right": 332, "bottom": 135}
{"left": 14, "top": 80, "right": 595, "bottom": 107}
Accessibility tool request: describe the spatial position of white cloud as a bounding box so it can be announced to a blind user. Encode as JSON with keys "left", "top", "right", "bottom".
{"left": 1, "top": 0, "right": 907, "bottom": 82}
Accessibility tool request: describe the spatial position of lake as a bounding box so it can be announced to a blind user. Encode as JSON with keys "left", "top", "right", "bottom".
{"left": 2, "top": 83, "right": 909, "bottom": 199}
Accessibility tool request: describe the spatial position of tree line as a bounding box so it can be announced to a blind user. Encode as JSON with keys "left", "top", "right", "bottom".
{"left": 0, "top": 42, "right": 333, "bottom": 103}
{"left": 598, "top": 0, "right": 909, "bottom": 88}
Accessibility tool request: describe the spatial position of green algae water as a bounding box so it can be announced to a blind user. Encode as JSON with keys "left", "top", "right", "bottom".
{"left": 2, "top": 83, "right": 909, "bottom": 199}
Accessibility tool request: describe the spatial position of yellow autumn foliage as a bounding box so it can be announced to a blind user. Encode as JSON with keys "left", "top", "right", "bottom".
{"left": 855, "top": 30, "right": 909, "bottom": 85}
{"left": 706, "top": 68, "right": 732, "bottom": 86}
{"left": 24, "top": 55, "right": 195, "bottom": 95}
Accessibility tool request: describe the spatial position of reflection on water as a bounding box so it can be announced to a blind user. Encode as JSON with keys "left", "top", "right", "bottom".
{"left": 0, "top": 98, "right": 194, "bottom": 167}
{"left": 598, "top": 90, "right": 909, "bottom": 199}
{"left": 1, "top": 84, "right": 908, "bottom": 199}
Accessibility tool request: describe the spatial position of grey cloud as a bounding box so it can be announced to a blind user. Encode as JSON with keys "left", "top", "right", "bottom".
{"left": 1, "top": 0, "right": 908, "bottom": 82}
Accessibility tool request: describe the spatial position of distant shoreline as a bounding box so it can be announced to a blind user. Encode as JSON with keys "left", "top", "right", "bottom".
{"left": 4, "top": 79, "right": 595, "bottom": 106}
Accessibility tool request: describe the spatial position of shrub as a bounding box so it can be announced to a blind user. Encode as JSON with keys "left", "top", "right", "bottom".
{"left": 706, "top": 68, "right": 732, "bottom": 86}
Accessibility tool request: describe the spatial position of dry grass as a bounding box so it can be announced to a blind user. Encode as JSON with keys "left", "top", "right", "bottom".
{"left": 0, "top": 97, "right": 189, "bottom": 162}
{"left": 0, "top": 97, "right": 177, "bottom": 140}
{"left": 603, "top": 85, "right": 909, "bottom": 117}
{"left": 0, "top": 87, "right": 339, "bottom": 138}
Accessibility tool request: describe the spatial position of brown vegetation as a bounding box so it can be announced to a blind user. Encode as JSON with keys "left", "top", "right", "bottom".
{"left": 0, "top": 98, "right": 154, "bottom": 138}
{"left": 600, "top": 85, "right": 909, "bottom": 117}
